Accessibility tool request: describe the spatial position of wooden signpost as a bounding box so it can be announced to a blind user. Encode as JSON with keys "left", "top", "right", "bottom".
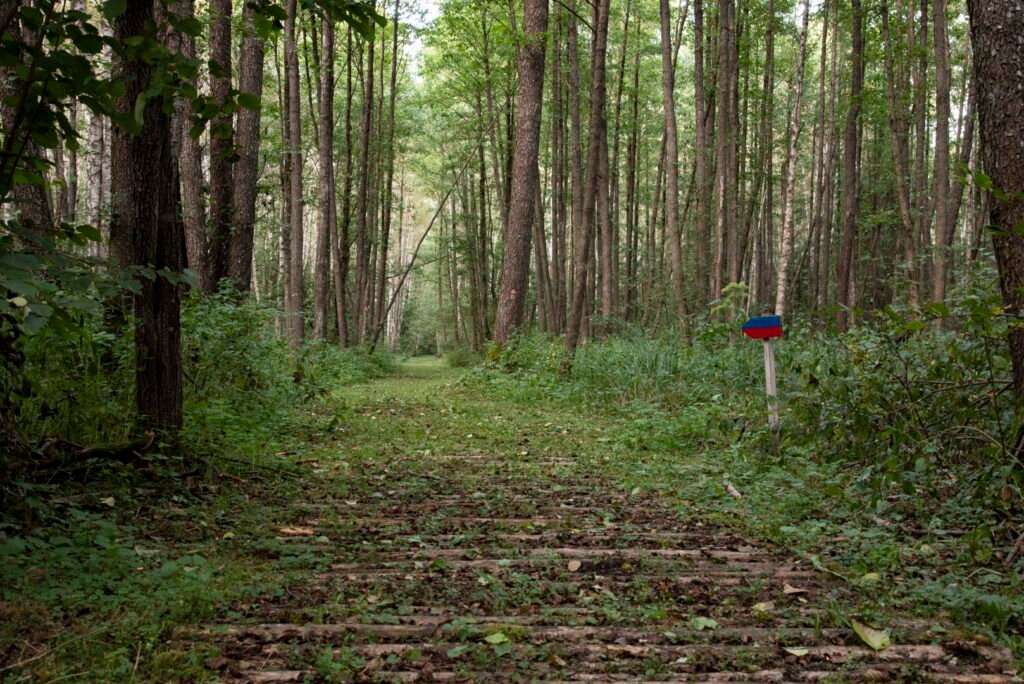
{"left": 742, "top": 315, "right": 783, "bottom": 429}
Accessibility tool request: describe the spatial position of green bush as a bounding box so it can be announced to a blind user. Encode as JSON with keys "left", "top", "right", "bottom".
{"left": 444, "top": 346, "right": 481, "bottom": 368}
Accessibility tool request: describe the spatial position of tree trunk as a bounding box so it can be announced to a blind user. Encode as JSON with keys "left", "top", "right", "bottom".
{"left": 966, "top": 0, "right": 1024, "bottom": 401}
{"left": 773, "top": 0, "right": 810, "bottom": 318}
{"left": 712, "top": 0, "right": 737, "bottom": 300}
{"left": 336, "top": 28, "right": 355, "bottom": 346}
{"left": 173, "top": 0, "right": 210, "bottom": 291}
{"left": 931, "top": 0, "right": 952, "bottom": 303}
{"left": 564, "top": 0, "right": 610, "bottom": 362}
{"left": 109, "top": 0, "right": 183, "bottom": 432}
{"left": 836, "top": 0, "right": 864, "bottom": 332}
{"left": 493, "top": 0, "right": 548, "bottom": 344}
{"left": 313, "top": 18, "right": 336, "bottom": 339}
{"left": 660, "top": 0, "right": 689, "bottom": 331}
{"left": 355, "top": 35, "right": 375, "bottom": 343}
{"left": 882, "top": 0, "right": 919, "bottom": 307}
{"left": 208, "top": 0, "right": 233, "bottom": 285}
{"left": 284, "top": 0, "right": 304, "bottom": 345}
{"left": 693, "top": 0, "right": 709, "bottom": 308}
{"left": 374, "top": 0, "right": 401, "bottom": 335}
{"left": 228, "top": 1, "right": 265, "bottom": 291}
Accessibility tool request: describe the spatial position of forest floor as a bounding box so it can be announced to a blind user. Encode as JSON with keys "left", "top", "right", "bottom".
{"left": 3, "top": 358, "right": 1020, "bottom": 682}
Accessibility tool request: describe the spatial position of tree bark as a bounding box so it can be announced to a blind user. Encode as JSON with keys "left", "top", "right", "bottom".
{"left": 493, "top": 0, "right": 548, "bottom": 344}
{"left": 208, "top": 0, "right": 233, "bottom": 285}
{"left": 966, "top": 0, "right": 1024, "bottom": 401}
{"left": 313, "top": 17, "right": 336, "bottom": 339}
{"left": 109, "top": 0, "right": 183, "bottom": 432}
{"left": 355, "top": 34, "right": 375, "bottom": 343}
{"left": 660, "top": 0, "right": 689, "bottom": 331}
{"left": 693, "top": 0, "right": 709, "bottom": 308}
{"left": 374, "top": 0, "right": 401, "bottom": 336}
{"left": 228, "top": 1, "right": 265, "bottom": 291}
{"left": 172, "top": 0, "right": 210, "bottom": 292}
{"left": 882, "top": 0, "right": 919, "bottom": 307}
{"left": 564, "top": 0, "right": 610, "bottom": 362}
{"left": 836, "top": 0, "right": 864, "bottom": 332}
{"left": 931, "top": 0, "right": 952, "bottom": 303}
{"left": 773, "top": 0, "right": 810, "bottom": 317}
{"left": 284, "top": 0, "right": 305, "bottom": 344}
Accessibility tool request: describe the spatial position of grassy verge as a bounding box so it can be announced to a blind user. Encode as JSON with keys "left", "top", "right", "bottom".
{"left": 470, "top": 328, "right": 1024, "bottom": 659}
{"left": 0, "top": 295, "right": 397, "bottom": 680}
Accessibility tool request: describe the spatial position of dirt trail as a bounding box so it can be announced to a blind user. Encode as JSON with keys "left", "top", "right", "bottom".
{"left": 176, "top": 358, "right": 1015, "bottom": 682}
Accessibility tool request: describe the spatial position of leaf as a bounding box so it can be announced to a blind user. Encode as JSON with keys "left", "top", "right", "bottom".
{"left": 724, "top": 482, "right": 742, "bottom": 499}
{"left": 752, "top": 601, "right": 775, "bottom": 614}
{"left": 483, "top": 632, "right": 509, "bottom": 645}
{"left": 688, "top": 616, "right": 718, "bottom": 631}
{"left": 101, "top": 0, "right": 127, "bottom": 21}
{"left": 279, "top": 526, "right": 315, "bottom": 536}
{"left": 9, "top": 296, "right": 27, "bottom": 307}
{"left": 782, "top": 583, "right": 808, "bottom": 595}
{"left": 784, "top": 647, "right": 809, "bottom": 657}
{"left": 445, "top": 644, "right": 469, "bottom": 658}
{"left": 567, "top": 560, "right": 582, "bottom": 572}
{"left": 99, "top": 496, "right": 115, "bottom": 507}
{"left": 851, "top": 619, "right": 891, "bottom": 651}
{"left": 237, "top": 92, "right": 262, "bottom": 111}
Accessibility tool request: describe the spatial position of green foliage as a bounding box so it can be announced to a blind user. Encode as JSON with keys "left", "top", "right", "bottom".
{"left": 470, "top": 281, "right": 1023, "bottom": 649}
{"left": 444, "top": 346, "right": 481, "bottom": 368}
{"left": 3, "top": 285, "right": 396, "bottom": 472}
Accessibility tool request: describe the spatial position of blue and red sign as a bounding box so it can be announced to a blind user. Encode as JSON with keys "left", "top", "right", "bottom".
{"left": 742, "top": 315, "right": 783, "bottom": 340}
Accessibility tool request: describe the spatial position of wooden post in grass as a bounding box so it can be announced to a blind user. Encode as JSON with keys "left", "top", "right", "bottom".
{"left": 742, "top": 315, "right": 783, "bottom": 430}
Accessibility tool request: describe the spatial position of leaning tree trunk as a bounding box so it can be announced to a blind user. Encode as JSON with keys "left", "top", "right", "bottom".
{"left": 109, "top": 0, "right": 183, "bottom": 433}
{"left": 966, "top": 0, "right": 1024, "bottom": 402}
{"left": 493, "top": 0, "right": 549, "bottom": 344}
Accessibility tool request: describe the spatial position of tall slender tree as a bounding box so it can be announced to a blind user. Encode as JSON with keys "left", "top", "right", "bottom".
{"left": 494, "top": 0, "right": 549, "bottom": 343}
{"left": 774, "top": 0, "right": 811, "bottom": 317}
{"left": 228, "top": 1, "right": 266, "bottom": 291}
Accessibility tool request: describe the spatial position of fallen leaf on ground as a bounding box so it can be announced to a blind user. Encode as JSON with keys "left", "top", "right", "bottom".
{"left": 567, "top": 560, "right": 582, "bottom": 572}
{"left": 852, "top": 618, "right": 892, "bottom": 651}
{"left": 783, "top": 583, "right": 808, "bottom": 595}
{"left": 279, "top": 526, "right": 315, "bottom": 536}
{"left": 752, "top": 601, "right": 775, "bottom": 614}
{"left": 784, "top": 647, "right": 809, "bottom": 657}
{"left": 688, "top": 616, "right": 718, "bottom": 631}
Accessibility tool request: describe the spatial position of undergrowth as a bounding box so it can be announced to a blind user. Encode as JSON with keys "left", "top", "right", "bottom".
{"left": 469, "top": 279, "right": 1024, "bottom": 655}
{"left": 0, "top": 290, "right": 396, "bottom": 679}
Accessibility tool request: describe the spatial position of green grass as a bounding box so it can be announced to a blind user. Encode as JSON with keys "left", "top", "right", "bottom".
{"left": 3, "top": 343, "right": 1022, "bottom": 680}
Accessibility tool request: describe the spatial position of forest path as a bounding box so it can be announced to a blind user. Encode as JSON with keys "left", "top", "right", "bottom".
{"left": 178, "top": 358, "right": 1014, "bottom": 683}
